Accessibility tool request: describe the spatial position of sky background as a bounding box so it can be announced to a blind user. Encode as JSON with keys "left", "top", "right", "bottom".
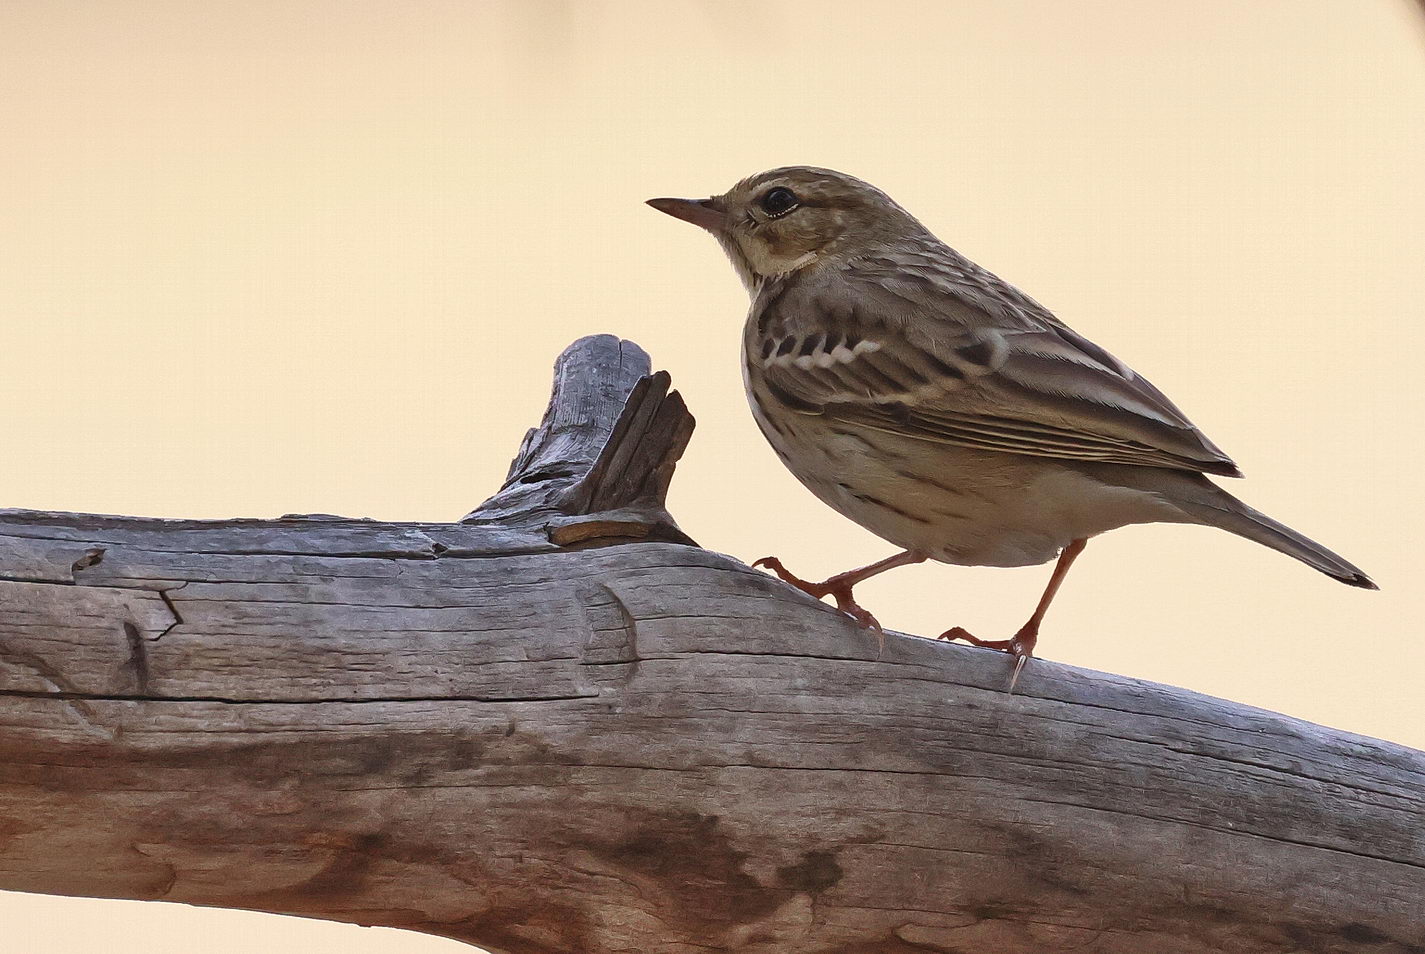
{"left": 2, "top": 1, "right": 1423, "bottom": 951}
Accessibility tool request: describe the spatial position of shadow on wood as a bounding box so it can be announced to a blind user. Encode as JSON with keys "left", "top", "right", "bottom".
{"left": 1, "top": 335, "right": 1421, "bottom": 954}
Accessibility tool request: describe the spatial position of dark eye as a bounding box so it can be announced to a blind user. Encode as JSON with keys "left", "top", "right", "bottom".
{"left": 759, "top": 187, "right": 799, "bottom": 217}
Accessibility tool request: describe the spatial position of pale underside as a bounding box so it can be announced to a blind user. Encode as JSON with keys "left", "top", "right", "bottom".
{"left": 741, "top": 247, "right": 1230, "bottom": 567}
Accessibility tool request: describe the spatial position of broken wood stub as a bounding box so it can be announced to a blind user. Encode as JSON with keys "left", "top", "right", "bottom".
{"left": 464, "top": 334, "right": 696, "bottom": 548}
{"left": 0, "top": 334, "right": 1422, "bottom": 954}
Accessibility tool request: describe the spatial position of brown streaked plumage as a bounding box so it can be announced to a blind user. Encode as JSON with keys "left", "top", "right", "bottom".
{"left": 649, "top": 166, "right": 1374, "bottom": 684}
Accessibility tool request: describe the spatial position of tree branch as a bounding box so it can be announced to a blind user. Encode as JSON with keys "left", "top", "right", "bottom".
{"left": 0, "top": 336, "right": 1421, "bottom": 954}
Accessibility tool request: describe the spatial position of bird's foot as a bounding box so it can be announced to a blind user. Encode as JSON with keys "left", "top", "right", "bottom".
{"left": 828, "top": 592, "right": 884, "bottom": 634}
{"left": 938, "top": 624, "right": 1038, "bottom": 692}
{"left": 753, "top": 556, "right": 884, "bottom": 632}
{"left": 937, "top": 627, "right": 1037, "bottom": 655}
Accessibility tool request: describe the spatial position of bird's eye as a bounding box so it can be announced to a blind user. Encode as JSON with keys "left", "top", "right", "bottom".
{"left": 759, "top": 187, "right": 799, "bottom": 217}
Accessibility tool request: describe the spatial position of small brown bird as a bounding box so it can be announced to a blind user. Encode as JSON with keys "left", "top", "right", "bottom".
{"left": 649, "top": 167, "right": 1374, "bottom": 682}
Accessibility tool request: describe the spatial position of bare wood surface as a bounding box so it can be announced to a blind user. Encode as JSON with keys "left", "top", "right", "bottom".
{"left": 464, "top": 334, "right": 695, "bottom": 548}
{"left": 1, "top": 336, "right": 1422, "bottom": 954}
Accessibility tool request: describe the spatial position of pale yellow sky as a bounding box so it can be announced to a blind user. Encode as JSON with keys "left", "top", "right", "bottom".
{"left": 2, "top": 1, "right": 1423, "bottom": 951}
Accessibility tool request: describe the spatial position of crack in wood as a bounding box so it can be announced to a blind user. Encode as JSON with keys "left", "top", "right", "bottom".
{"left": 0, "top": 689, "right": 599, "bottom": 705}
{"left": 0, "top": 336, "right": 1421, "bottom": 954}
{"left": 122, "top": 622, "right": 150, "bottom": 694}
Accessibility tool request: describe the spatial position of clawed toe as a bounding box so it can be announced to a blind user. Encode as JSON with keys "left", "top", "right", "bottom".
{"left": 831, "top": 592, "right": 883, "bottom": 633}
{"left": 938, "top": 626, "right": 1038, "bottom": 692}
{"left": 753, "top": 556, "right": 884, "bottom": 632}
{"left": 938, "top": 626, "right": 1035, "bottom": 657}
{"left": 753, "top": 556, "right": 822, "bottom": 596}
{"left": 938, "top": 626, "right": 1012, "bottom": 652}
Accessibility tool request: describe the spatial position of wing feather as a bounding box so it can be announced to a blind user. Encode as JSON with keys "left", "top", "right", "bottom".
{"left": 750, "top": 259, "right": 1241, "bottom": 477}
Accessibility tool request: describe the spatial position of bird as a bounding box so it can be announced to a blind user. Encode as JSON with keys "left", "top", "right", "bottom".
{"left": 647, "top": 166, "right": 1375, "bottom": 684}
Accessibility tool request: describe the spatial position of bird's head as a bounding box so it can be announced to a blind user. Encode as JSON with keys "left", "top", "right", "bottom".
{"left": 648, "top": 166, "right": 927, "bottom": 292}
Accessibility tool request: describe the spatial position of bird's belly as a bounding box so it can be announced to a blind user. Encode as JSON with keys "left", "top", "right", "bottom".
{"left": 751, "top": 402, "right": 1181, "bottom": 567}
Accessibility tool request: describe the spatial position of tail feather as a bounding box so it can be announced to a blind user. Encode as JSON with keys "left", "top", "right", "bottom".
{"left": 1166, "top": 480, "right": 1377, "bottom": 590}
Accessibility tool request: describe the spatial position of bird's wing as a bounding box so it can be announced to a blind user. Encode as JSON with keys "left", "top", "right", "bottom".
{"left": 751, "top": 261, "right": 1241, "bottom": 477}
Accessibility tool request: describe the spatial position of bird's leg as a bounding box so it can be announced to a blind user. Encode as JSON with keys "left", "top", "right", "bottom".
{"left": 939, "top": 538, "right": 1088, "bottom": 689}
{"left": 754, "top": 550, "right": 928, "bottom": 631}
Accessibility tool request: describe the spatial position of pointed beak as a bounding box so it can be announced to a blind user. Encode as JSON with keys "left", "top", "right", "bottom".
{"left": 646, "top": 196, "right": 727, "bottom": 232}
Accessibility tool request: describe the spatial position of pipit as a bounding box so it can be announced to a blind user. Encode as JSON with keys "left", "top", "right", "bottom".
{"left": 649, "top": 167, "right": 1374, "bottom": 683}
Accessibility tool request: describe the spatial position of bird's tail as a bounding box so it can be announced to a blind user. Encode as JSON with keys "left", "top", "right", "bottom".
{"left": 1160, "top": 475, "right": 1377, "bottom": 589}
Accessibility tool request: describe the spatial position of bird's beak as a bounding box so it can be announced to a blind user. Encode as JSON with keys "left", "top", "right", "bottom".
{"left": 646, "top": 196, "right": 727, "bottom": 232}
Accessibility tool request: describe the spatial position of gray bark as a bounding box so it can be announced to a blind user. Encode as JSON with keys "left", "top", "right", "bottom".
{"left": 1, "top": 335, "right": 1421, "bottom": 954}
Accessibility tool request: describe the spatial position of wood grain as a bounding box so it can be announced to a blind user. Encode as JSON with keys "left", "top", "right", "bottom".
{"left": 1, "top": 337, "right": 1421, "bottom": 954}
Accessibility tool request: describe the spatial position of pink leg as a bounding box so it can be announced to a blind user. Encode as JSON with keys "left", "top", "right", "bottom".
{"left": 755, "top": 550, "right": 928, "bottom": 631}
{"left": 939, "top": 539, "right": 1088, "bottom": 689}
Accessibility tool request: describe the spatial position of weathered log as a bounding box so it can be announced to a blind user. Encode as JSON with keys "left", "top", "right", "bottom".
{"left": 0, "top": 335, "right": 1421, "bottom": 954}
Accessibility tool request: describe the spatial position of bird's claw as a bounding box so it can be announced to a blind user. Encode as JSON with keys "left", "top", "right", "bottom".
{"left": 937, "top": 626, "right": 1035, "bottom": 655}
{"left": 938, "top": 626, "right": 1007, "bottom": 651}
{"left": 832, "top": 594, "right": 883, "bottom": 633}
{"left": 937, "top": 626, "right": 1038, "bottom": 692}
{"left": 754, "top": 556, "right": 884, "bottom": 632}
{"left": 753, "top": 556, "right": 822, "bottom": 595}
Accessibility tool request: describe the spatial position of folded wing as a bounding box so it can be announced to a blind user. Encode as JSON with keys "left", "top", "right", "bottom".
{"left": 751, "top": 264, "right": 1241, "bottom": 478}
